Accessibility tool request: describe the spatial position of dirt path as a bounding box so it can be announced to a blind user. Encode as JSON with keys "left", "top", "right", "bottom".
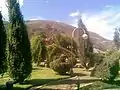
{"left": 30, "top": 68, "right": 100, "bottom": 90}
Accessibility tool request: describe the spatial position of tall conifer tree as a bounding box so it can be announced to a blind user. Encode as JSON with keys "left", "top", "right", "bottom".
{"left": 7, "top": 0, "right": 32, "bottom": 83}
{"left": 113, "top": 28, "right": 120, "bottom": 49}
{"left": 0, "top": 11, "right": 7, "bottom": 75}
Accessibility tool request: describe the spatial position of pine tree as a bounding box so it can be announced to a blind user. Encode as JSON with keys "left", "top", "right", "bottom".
{"left": 77, "top": 16, "right": 93, "bottom": 69}
{"left": 7, "top": 0, "right": 32, "bottom": 83}
{"left": 113, "top": 28, "right": 120, "bottom": 49}
{"left": 0, "top": 12, "right": 7, "bottom": 75}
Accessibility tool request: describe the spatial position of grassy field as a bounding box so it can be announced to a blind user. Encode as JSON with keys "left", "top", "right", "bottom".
{"left": 0, "top": 67, "right": 69, "bottom": 90}
{"left": 1, "top": 67, "right": 120, "bottom": 90}
{"left": 80, "top": 81, "right": 120, "bottom": 90}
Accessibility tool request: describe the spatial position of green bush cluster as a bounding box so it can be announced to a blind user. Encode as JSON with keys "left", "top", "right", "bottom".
{"left": 92, "top": 53, "right": 105, "bottom": 66}
{"left": 91, "top": 51, "right": 120, "bottom": 81}
{"left": 50, "top": 54, "right": 76, "bottom": 75}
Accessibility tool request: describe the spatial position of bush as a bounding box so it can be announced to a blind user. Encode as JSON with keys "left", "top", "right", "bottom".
{"left": 50, "top": 54, "right": 73, "bottom": 75}
{"left": 50, "top": 60, "right": 71, "bottom": 75}
{"left": 91, "top": 52, "right": 120, "bottom": 81}
{"left": 92, "top": 53, "right": 105, "bottom": 66}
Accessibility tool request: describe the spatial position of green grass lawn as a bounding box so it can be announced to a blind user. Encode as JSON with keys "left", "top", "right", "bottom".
{"left": 0, "top": 67, "right": 69, "bottom": 90}
{"left": 80, "top": 81, "right": 120, "bottom": 90}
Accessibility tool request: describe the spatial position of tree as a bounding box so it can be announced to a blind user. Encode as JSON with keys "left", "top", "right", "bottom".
{"left": 0, "top": 12, "right": 7, "bottom": 75}
{"left": 7, "top": 0, "right": 32, "bottom": 83}
{"left": 113, "top": 28, "right": 120, "bottom": 49}
{"left": 47, "top": 34, "right": 77, "bottom": 67}
{"left": 91, "top": 51, "right": 119, "bottom": 81}
{"left": 31, "top": 33, "right": 47, "bottom": 66}
{"left": 77, "top": 16, "right": 93, "bottom": 69}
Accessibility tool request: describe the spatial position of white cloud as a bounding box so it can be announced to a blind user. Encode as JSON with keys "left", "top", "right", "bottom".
{"left": 69, "top": 6, "right": 120, "bottom": 40}
{"left": 69, "top": 10, "right": 81, "bottom": 17}
{"left": 0, "top": 0, "right": 24, "bottom": 20}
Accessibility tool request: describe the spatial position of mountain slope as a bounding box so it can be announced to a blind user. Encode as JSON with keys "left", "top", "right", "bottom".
{"left": 26, "top": 20, "right": 114, "bottom": 51}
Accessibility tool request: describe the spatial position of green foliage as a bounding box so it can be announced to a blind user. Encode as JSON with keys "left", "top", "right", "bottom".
{"left": 48, "top": 34, "right": 77, "bottom": 74}
{"left": 0, "top": 67, "right": 69, "bottom": 90}
{"left": 77, "top": 17, "right": 93, "bottom": 69}
{"left": 47, "top": 34, "right": 77, "bottom": 67}
{"left": 91, "top": 51, "right": 120, "bottom": 81}
{"left": 31, "top": 33, "right": 47, "bottom": 66}
{"left": 113, "top": 28, "right": 120, "bottom": 49}
{"left": 92, "top": 53, "right": 104, "bottom": 66}
{"left": 55, "top": 34, "right": 78, "bottom": 55}
{"left": 0, "top": 12, "right": 7, "bottom": 75}
{"left": 7, "top": 0, "right": 32, "bottom": 83}
{"left": 80, "top": 36, "right": 94, "bottom": 69}
{"left": 50, "top": 55, "right": 72, "bottom": 75}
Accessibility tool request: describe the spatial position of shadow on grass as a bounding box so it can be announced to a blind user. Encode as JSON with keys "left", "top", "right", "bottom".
{"left": 104, "top": 80, "right": 120, "bottom": 86}
{"left": 25, "top": 78, "right": 70, "bottom": 90}
{"left": 113, "top": 80, "right": 120, "bottom": 86}
{"left": 32, "top": 67, "right": 43, "bottom": 70}
{"left": 0, "top": 85, "right": 25, "bottom": 90}
{"left": 0, "top": 78, "right": 68, "bottom": 90}
{"left": 13, "top": 87, "right": 25, "bottom": 90}
{"left": 40, "top": 78, "right": 100, "bottom": 86}
{"left": 35, "top": 78, "right": 100, "bottom": 90}
{"left": 73, "top": 73, "right": 87, "bottom": 76}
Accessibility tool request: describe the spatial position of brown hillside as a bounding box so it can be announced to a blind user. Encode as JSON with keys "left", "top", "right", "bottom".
{"left": 26, "top": 20, "right": 114, "bottom": 51}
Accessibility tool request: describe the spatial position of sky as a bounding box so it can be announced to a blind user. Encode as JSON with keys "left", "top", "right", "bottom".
{"left": 0, "top": 0, "right": 120, "bottom": 40}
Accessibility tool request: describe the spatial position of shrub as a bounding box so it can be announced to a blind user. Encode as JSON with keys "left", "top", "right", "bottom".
{"left": 91, "top": 52, "right": 120, "bottom": 81}
{"left": 50, "top": 54, "right": 73, "bottom": 75}
{"left": 92, "top": 53, "right": 105, "bottom": 66}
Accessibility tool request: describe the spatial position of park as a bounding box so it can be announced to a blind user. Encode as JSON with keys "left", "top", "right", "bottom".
{"left": 1, "top": 0, "right": 120, "bottom": 90}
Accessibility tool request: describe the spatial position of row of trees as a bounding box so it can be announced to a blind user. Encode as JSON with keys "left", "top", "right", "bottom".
{"left": 30, "top": 11, "right": 95, "bottom": 75}
{"left": 1, "top": 0, "right": 119, "bottom": 84}
{"left": 0, "top": 0, "right": 94, "bottom": 83}
{"left": 0, "top": 0, "right": 32, "bottom": 83}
